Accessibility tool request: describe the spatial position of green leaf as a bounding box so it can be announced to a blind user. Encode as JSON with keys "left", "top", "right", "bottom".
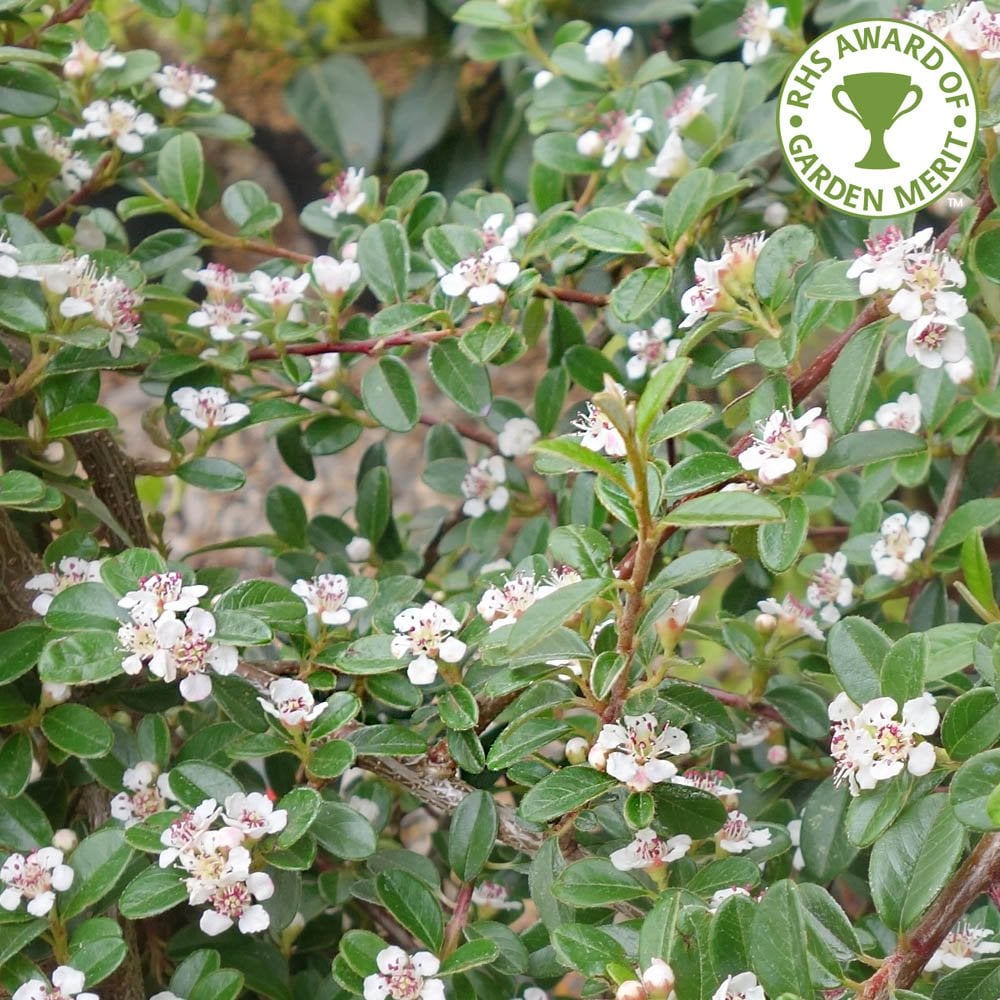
{"left": 438, "top": 939, "right": 500, "bottom": 976}
{"left": 749, "top": 881, "right": 813, "bottom": 999}
{"left": 880, "top": 632, "right": 927, "bottom": 706}
{"left": 284, "top": 54, "right": 383, "bottom": 167}
{"left": 67, "top": 917, "right": 126, "bottom": 986}
{"left": 59, "top": 829, "right": 134, "bottom": 919}
{"left": 214, "top": 580, "right": 305, "bottom": 630}
{"left": 636, "top": 358, "right": 691, "bottom": 439}
{"left": 532, "top": 437, "right": 627, "bottom": 486}
{"left": 157, "top": 132, "right": 204, "bottom": 213}
{"left": 375, "top": 869, "right": 444, "bottom": 951}
{"left": 0, "top": 470, "right": 45, "bottom": 506}
{"left": 519, "top": 765, "right": 617, "bottom": 823}
{"left": 552, "top": 924, "right": 626, "bottom": 977}
{"left": 869, "top": 794, "right": 965, "bottom": 930}
{"left": 664, "top": 453, "right": 740, "bottom": 500}
{"left": 119, "top": 865, "right": 187, "bottom": 918}
{"left": 651, "top": 782, "right": 727, "bottom": 838}
{"left": 0, "top": 794, "right": 53, "bottom": 850}
{"left": 38, "top": 631, "right": 124, "bottom": 686}
{"left": 168, "top": 761, "right": 243, "bottom": 808}
{"left": 189, "top": 970, "right": 244, "bottom": 1000}
{"left": 931, "top": 960, "right": 1000, "bottom": 1000}
{"left": 275, "top": 787, "right": 321, "bottom": 848}
{"left": 846, "top": 771, "right": 933, "bottom": 848}
{"left": 41, "top": 704, "right": 113, "bottom": 758}
{"left": 815, "top": 429, "right": 925, "bottom": 471}
{"left": 0, "top": 63, "right": 59, "bottom": 117}
{"left": 548, "top": 525, "right": 612, "bottom": 577}
{"left": 0, "top": 279, "right": 47, "bottom": 334}
{"left": 533, "top": 132, "right": 602, "bottom": 175}
{"left": 827, "top": 322, "right": 887, "bottom": 434}
{"left": 0, "top": 732, "right": 31, "bottom": 797}
{"left": 664, "top": 491, "right": 783, "bottom": 527}
{"left": 358, "top": 220, "right": 410, "bottom": 304}
{"left": 453, "top": 0, "right": 515, "bottom": 26}
{"left": 221, "top": 180, "right": 281, "bottom": 235}
{"left": 936, "top": 499, "right": 1000, "bottom": 553}
{"left": 47, "top": 404, "right": 117, "bottom": 438}
{"left": 45, "top": 584, "right": 122, "bottom": 633}
{"left": 552, "top": 859, "right": 646, "bottom": 906}
{"left": 428, "top": 339, "right": 492, "bottom": 416}
{"left": 312, "top": 801, "right": 377, "bottom": 859}
{"left": 754, "top": 225, "right": 816, "bottom": 302}
{"left": 575, "top": 208, "right": 648, "bottom": 254}
{"left": 448, "top": 789, "right": 498, "bottom": 880}
{"left": 439, "top": 684, "right": 479, "bottom": 731}
{"left": 757, "top": 495, "right": 808, "bottom": 573}
{"left": 507, "top": 578, "right": 606, "bottom": 653}
{"left": 176, "top": 458, "right": 246, "bottom": 492}
{"left": 942, "top": 688, "right": 1000, "bottom": 760}
{"left": 951, "top": 749, "right": 1000, "bottom": 829}
{"left": 347, "top": 724, "right": 426, "bottom": 755}
{"left": 610, "top": 267, "right": 672, "bottom": 322}
{"left": 827, "top": 616, "right": 889, "bottom": 705}
{"left": 307, "top": 739, "right": 356, "bottom": 779}
{"left": 486, "top": 716, "right": 572, "bottom": 770}
{"left": 0, "top": 918, "right": 47, "bottom": 966}
{"left": 361, "top": 355, "right": 419, "bottom": 431}
{"left": 662, "top": 168, "right": 713, "bottom": 247}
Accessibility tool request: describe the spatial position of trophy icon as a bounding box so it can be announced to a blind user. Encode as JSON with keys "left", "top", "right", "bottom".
{"left": 831, "top": 73, "right": 922, "bottom": 169}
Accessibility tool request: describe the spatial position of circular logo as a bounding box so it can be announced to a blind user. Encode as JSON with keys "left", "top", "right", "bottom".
{"left": 777, "top": 19, "right": 977, "bottom": 219}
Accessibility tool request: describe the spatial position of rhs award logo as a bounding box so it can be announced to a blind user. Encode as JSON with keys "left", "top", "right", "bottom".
{"left": 777, "top": 19, "right": 977, "bottom": 218}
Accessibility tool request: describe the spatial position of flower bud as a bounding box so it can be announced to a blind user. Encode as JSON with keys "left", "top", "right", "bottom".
{"left": 642, "top": 959, "right": 676, "bottom": 997}
{"left": 616, "top": 981, "right": 647, "bottom": 1000}
{"left": 588, "top": 745, "right": 608, "bottom": 771}
{"left": 346, "top": 536, "right": 372, "bottom": 562}
{"left": 52, "top": 828, "right": 78, "bottom": 852}
{"left": 565, "top": 737, "right": 589, "bottom": 765}
{"left": 29, "top": 755, "right": 43, "bottom": 783}
{"left": 533, "top": 70, "right": 554, "bottom": 88}
{"left": 763, "top": 201, "right": 789, "bottom": 228}
{"left": 41, "top": 682, "right": 71, "bottom": 706}
{"left": 766, "top": 745, "right": 788, "bottom": 766}
{"left": 755, "top": 613, "right": 777, "bottom": 634}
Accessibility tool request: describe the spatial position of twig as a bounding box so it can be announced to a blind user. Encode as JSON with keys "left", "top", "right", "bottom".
{"left": 442, "top": 883, "right": 473, "bottom": 958}
{"left": 36, "top": 153, "right": 114, "bottom": 228}
{"left": 419, "top": 414, "right": 495, "bottom": 448}
{"left": 536, "top": 285, "right": 609, "bottom": 307}
{"left": 858, "top": 832, "right": 1000, "bottom": 999}
{"left": 704, "top": 686, "right": 785, "bottom": 724}
{"left": 22, "top": 0, "right": 93, "bottom": 44}
{"left": 247, "top": 329, "right": 454, "bottom": 362}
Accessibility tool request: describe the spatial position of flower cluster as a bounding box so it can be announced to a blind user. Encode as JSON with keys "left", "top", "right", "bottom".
{"left": 649, "top": 85, "right": 715, "bottom": 181}
{"left": 391, "top": 601, "right": 467, "bottom": 684}
{"left": 871, "top": 511, "right": 930, "bottom": 581}
{"left": 182, "top": 263, "right": 259, "bottom": 343}
{"left": 1, "top": 847, "right": 74, "bottom": 916}
{"left": 498, "top": 417, "right": 540, "bottom": 457}
{"left": 590, "top": 714, "right": 691, "bottom": 792}
{"left": 25, "top": 555, "right": 103, "bottom": 615}
{"left": 158, "top": 794, "right": 282, "bottom": 935}
{"left": 738, "top": 406, "right": 832, "bottom": 485}
{"left": 829, "top": 692, "right": 939, "bottom": 795}
{"left": 680, "top": 232, "right": 768, "bottom": 329}
{"left": 73, "top": 99, "right": 157, "bottom": 154}
{"left": 117, "top": 572, "right": 237, "bottom": 701}
{"left": 110, "top": 762, "right": 172, "bottom": 827}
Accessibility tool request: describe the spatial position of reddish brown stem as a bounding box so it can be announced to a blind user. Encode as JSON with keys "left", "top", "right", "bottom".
{"left": 704, "top": 686, "right": 785, "bottom": 724}
{"left": 247, "top": 328, "right": 453, "bottom": 362}
{"left": 418, "top": 413, "right": 495, "bottom": 448}
{"left": 442, "top": 882, "right": 473, "bottom": 958}
{"left": 36, "top": 153, "right": 114, "bottom": 228}
{"left": 537, "top": 285, "right": 610, "bottom": 307}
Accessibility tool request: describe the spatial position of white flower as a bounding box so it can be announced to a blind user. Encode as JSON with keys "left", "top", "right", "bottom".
{"left": 595, "top": 714, "right": 690, "bottom": 792}
{"left": 151, "top": 65, "right": 216, "bottom": 109}
{"left": 712, "top": 971, "right": 766, "bottom": 1000}
{"left": 110, "top": 762, "right": 171, "bottom": 827}
{"left": 222, "top": 792, "right": 288, "bottom": 840}
{"left": 183, "top": 263, "right": 251, "bottom": 296}
{"left": 673, "top": 768, "right": 741, "bottom": 808}
{"left": 64, "top": 40, "right": 125, "bottom": 79}
{"left": 718, "top": 811, "right": 772, "bottom": 854}
{"left": 471, "top": 881, "right": 520, "bottom": 910}
{"left": 323, "top": 167, "right": 366, "bottom": 219}
{"left": 905, "top": 313, "right": 968, "bottom": 370}
{"left": 197, "top": 867, "right": 274, "bottom": 936}
{"left": 440, "top": 245, "right": 520, "bottom": 306}
{"left": 154, "top": 608, "right": 238, "bottom": 701}
{"left": 363, "top": 947, "right": 445, "bottom": 1000}
{"left": 584, "top": 26, "right": 633, "bottom": 65}
{"left": 1, "top": 848, "right": 74, "bottom": 916}
{"left": 926, "top": 923, "right": 1000, "bottom": 972}
{"left": 461, "top": 456, "right": 509, "bottom": 518}
{"left": 627, "top": 318, "right": 678, "bottom": 379}
{"left": 847, "top": 226, "right": 932, "bottom": 297}
{"left": 950, "top": 2, "right": 1000, "bottom": 59}
{"left": 73, "top": 99, "right": 157, "bottom": 154}
{"left": 805, "top": 552, "right": 853, "bottom": 624}
{"left": 119, "top": 571, "right": 207, "bottom": 625}
{"left": 172, "top": 386, "right": 249, "bottom": 430}
{"left": 158, "top": 799, "right": 220, "bottom": 868}
{"left": 787, "top": 818, "right": 804, "bottom": 870}
{"left": 756, "top": 594, "right": 824, "bottom": 640}
{"left": 292, "top": 574, "right": 367, "bottom": 626}
{"left": 498, "top": 417, "right": 540, "bottom": 457}
{"left": 297, "top": 353, "right": 341, "bottom": 394}
{"left": 738, "top": 406, "right": 831, "bottom": 484}
{"left": 258, "top": 678, "right": 327, "bottom": 729}
{"left": 609, "top": 828, "right": 692, "bottom": 871}
{"left": 32, "top": 126, "right": 93, "bottom": 192}
{"left": 247, "top": 270, "right": 311, "bottom": 317}
{"left": 188, "top": 299, "right": 260, "bottom": 343}
{"left": 25, "top": 555, "right": 103, "bottom": 615}
{"left": 679, "top": 233, "right": 766, "bottom": 329}
{"left": 477, "top": 572, "right": 551, "bottom": 631}
{"left": 889, "top": 250, "right": 966, "bottom": 321}
{"left": 13, "top": 966, "right": 98, "bottom": 1000}
{"left": 873, "top": 391, "right": 922, "bottom": 433}
{"left": 871, "top": 511, "right": 931, "bottom": 580}
{"left": 390, "top": 601, "right": 467, "bottom": 685}
{"left": 829, "top": 692, "right": 939, "bottom": 796}
{"left": 577, "top": 109, "right": 653, "bottom": 168}
{"left": 573, "top": 383, "right": 629, "bottom": 457}
{"left": 312, "top": 254, "right": 360, "bottom": 297}
{"left": 482, "top": 212, "right": 535, "bottom": 250}
{"left": 738, "top": 0, "right": 786, "bottom": 64}
{"left": 648, "top": 130, "right": 692, "bottom": 180}
{"left": 667, "top": 84, "right": 716, "bottom": 130}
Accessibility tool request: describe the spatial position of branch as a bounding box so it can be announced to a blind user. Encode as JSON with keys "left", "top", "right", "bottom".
{"left": 247, "top": 328, "right": 454, "bottom": 362}
{"left": 536, "top": 285, "right": 609, "bottom": 307}
{"left": 858, "top": 832, "right": 1000, "bottom": 999}
{"left": 419, "top": 414, "right": 495, "bottom": 448}
{"left": 0, "top": 508, "right": 42, "bottom": 629}
{"left": 35, "top": 153, "right": 114, "bottom": 229}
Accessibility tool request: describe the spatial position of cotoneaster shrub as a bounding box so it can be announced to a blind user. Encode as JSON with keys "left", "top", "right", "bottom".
{"left": 0, "top": 2, "right": 1000, "bottom": 1000}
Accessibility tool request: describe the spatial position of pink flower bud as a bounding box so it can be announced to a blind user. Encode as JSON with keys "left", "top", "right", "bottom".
{"left": 616, "top": 981, "right": 647, "bottom": 1000}
{"left": 566, "top": 737, "right": 589, "bottom": 765}
{"left": 642, "top": 959, "right": 676, "bottom": 996}
{"left": 588, "top": 745, "right": 608, "bottom": 771}
{"left": 52, "top": 828, "right": 78, "bottom": 852}
{"left": 766, "top": 745, "right": 788, "bottom": 766}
